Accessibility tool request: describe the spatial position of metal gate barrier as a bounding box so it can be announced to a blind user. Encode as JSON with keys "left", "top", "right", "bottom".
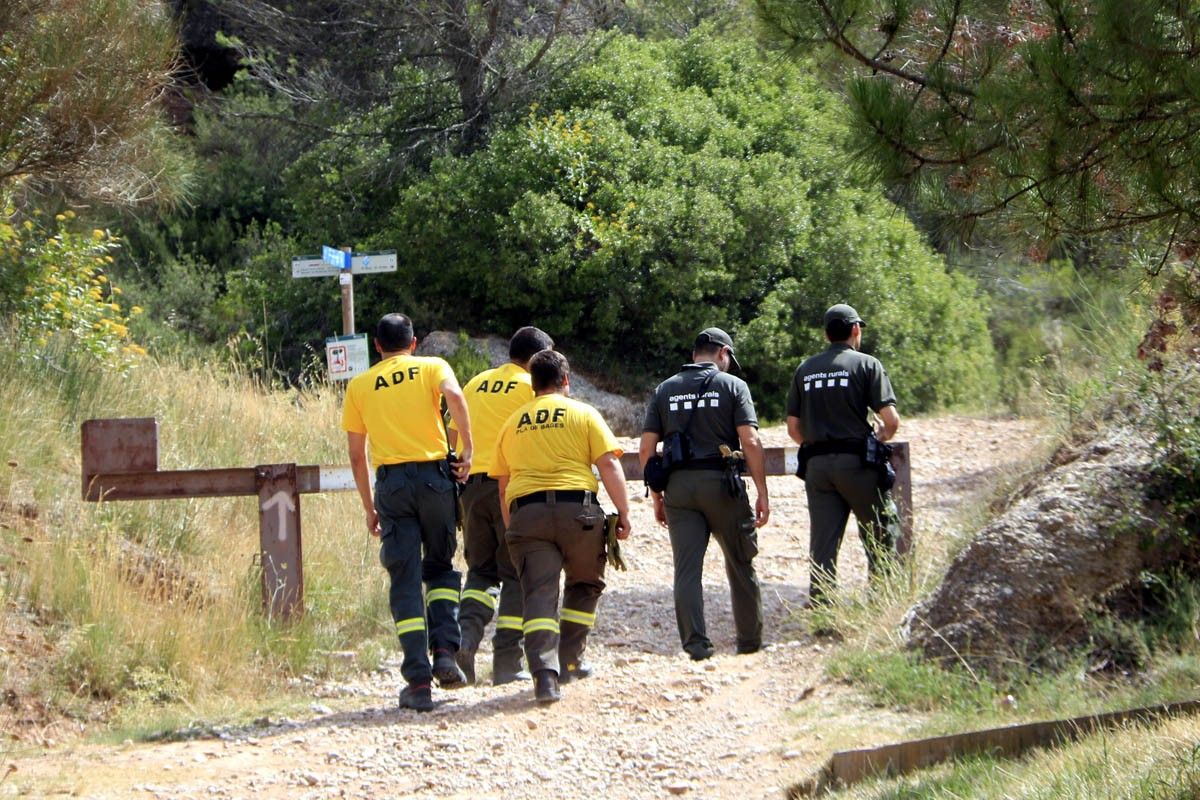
{"left": 81, "top": 417, "right": 911, "bottom": 621}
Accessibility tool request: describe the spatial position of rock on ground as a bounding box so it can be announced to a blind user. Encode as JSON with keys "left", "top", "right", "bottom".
{"left": 903, "top": 426, "right": 1169, "bottom": 673}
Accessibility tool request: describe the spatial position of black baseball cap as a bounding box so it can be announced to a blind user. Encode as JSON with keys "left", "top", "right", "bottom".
{"left": 823, "top": 303, "right": 866, "bottom": 328}
{"left": 694, "top": 327, "right": 741, "bottom": 372}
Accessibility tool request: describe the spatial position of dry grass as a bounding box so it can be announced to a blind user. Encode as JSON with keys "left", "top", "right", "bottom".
{"left": 0, "top": 344, "right": 391, "bottom": 737}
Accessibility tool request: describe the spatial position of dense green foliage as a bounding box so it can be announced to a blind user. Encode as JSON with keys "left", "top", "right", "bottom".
{"left": 376, "top": 31, "right": 996, "bottom": 409}
{"left": 755, "top": 0, "right": 1200, "bottom": 256}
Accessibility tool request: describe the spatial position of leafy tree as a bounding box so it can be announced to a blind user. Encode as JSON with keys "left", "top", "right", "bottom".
{"left": 214, "top": 0, "right": 610, "bottom": 154}
{"left": 380, "top": 30, "right": 996, "bottom": 411}
{"left": 754, "top": 0, "right": 1200, "bottom": 258}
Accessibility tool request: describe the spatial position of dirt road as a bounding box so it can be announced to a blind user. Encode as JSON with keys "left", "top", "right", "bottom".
{"left": 4, "top": 416, "right": 1046, "bottom": 799}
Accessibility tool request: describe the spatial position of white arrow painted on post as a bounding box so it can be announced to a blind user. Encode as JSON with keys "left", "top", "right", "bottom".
{"left": 262, "top": 491, "right": 296, "bottom": 542}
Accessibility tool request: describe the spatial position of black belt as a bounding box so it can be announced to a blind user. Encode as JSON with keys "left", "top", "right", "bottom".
{"left": 466, "top": 473, "right": 496, "bottom": 485}
{"left": 803, "top": 439, "right": 864, "bottom": 457}
{"left": 511, "top": 490, "right": 593, "bottom": 510}
{"left": 377, "top": 459, "right": 445, "bottom": 477}
{"left": 674, "top": 457, "right": 729, "bottom": 471}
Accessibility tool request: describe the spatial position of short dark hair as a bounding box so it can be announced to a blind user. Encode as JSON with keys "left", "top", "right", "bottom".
{"left": 693, "top": 342, "right": 724, "bottom": 361}
{"left": 529, "top": 349, "right": 569, "bottom": 392}
{"left": 376, "top": 313, "right": 415, "bottom": 352}
{"left": 826, "top": 319, "right": 856, "bottom": 342}
{"left": 509, "top": 326, "right": 554, "bottom": 363}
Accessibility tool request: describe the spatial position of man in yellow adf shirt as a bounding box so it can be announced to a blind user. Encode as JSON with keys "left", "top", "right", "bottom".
{"left": 342, "top": 313, "right": 473, "bottom": 712}
{"left": 448, "top": 326, "right": 554, "bottom": 686}
{"left": 491, "top": 350, "right": 631, "bottom": 704}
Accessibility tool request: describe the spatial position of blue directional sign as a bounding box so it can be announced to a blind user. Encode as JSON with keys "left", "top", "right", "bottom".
{"left": 322, "top": 245, "right": 351, "bottom": 270}
{"left": 291, "top": 250, "right": 399, "bottom": 279}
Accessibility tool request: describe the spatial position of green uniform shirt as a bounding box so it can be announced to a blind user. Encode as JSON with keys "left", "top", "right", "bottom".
{"left": 643, "top": 363, "right": 759, "bottom": 459}
{"left": 785, "top": 344, "right": 895, "bottom": 443}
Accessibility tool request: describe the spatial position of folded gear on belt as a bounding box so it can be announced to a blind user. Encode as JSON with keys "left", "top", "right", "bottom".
{"left": 605, "top": 513, "right": 626, "bottom": 571}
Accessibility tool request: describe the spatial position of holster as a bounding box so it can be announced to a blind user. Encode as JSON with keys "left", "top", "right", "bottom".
{"left": 864, "top": 433, "right": 896, "bottom": 491}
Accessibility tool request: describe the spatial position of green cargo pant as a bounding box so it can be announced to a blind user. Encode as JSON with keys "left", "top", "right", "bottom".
{"left": 804, "top": 452, "right": 894, "bottom": 603}
{"left": 506, "top": 496, "right": 607, "bottom": 676}
{"left": 458, "top": 476, "right": 524, "bottom": 668}
{"left": 663, "top": 468, "right": 762, "bottom": 659}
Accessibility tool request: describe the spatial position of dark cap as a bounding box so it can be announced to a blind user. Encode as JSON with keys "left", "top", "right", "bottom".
{"left": 823, "top": 303, "right": 866, "bottom": 328}
{"left": 694, "top": 327, "right": 741, "bottom": 372}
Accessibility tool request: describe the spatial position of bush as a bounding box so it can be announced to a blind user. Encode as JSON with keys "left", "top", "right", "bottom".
{"left": 0, "top": 204, "right": 145, "bottom": 365}
{"left": 379, "top": 29, "right": 996, "bottom": 411}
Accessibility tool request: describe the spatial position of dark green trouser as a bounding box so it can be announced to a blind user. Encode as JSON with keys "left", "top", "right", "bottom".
{"left": 663, "top": 469, "right": 762, "bottom": 658}
{"left": 373, "top": 461, "right": 462, "bottom": 687}
{"left": 803, "top": 452, "right": 894, "bottom": 603}
{"left": 458, "top": 476, "right": 523, "bottom": 665}
{"left": 506, "top": 497, "right": 607, "bottom": 676}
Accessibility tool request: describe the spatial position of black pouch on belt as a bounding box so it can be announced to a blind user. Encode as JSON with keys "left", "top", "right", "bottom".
{"left": 864, "top": 433, "right": 896, "bottom": 491}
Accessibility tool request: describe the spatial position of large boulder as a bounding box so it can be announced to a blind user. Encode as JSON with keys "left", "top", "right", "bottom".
{"left": 903, "top": 427, "right": 1171, "bottom": 674}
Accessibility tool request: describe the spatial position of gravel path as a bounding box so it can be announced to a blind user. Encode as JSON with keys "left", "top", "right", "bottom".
{"left": 6, "top": 416, "right": 1047, "bottom": 800}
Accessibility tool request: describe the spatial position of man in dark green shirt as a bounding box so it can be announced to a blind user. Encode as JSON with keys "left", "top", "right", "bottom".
{"left": 786, "top": 304, "right": 900, "bottom": 605}
{"left": 640, "top": 328, "right": 770, "bottom": 660}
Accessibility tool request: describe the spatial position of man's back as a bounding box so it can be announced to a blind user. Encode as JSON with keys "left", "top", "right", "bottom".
{"left": 342, "top": 353, "right": 453, "bottom": 467}
{"left": 457, "top": 362, "right": 533, "bottom": 475}
{"left": 789, "top": 344, "right": 895, "bottom": 444}
{"left": 645, "top": 364, "right": 758, "bottom": 461}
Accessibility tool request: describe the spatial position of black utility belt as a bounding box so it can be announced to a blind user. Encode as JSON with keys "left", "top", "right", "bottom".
{"left": 673, "top": 457, "right": 729, "bottom": 471}
{"left": 377, "top": 459, "right": 445, "bottom": 477}
{"left": 511, "top": 490, "right": 594, "bottom": 510}
{"left": 802, "top": 440, "right": 864, "bottom": 457}
{"left": 466, "top": 473, "right": 497, "bottom": 485}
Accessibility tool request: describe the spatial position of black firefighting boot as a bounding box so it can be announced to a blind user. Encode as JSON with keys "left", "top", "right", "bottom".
{"left": 558, "top": 621, "right": 593, "bottom": 685}
{"left": 533, "top": 670, "right": 560, "bottom": 704}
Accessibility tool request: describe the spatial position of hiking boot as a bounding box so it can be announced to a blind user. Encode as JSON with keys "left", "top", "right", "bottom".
{"left": 398, "top": 683, "right": 433, "bottom": 712}
{"left": 493, "top": 667, "right": 531, "bottom": 686}
{"left": 493, "top": 646, "right": 529, "bottom": 686}
{"left": 455, "top": 647, "right": 477, "bottom": 686}
{"left": 736, "top": 643, "right": 761, "bottom": 655}
{"left": 533, "top": 670, "right": 560, "bottom": 705}
{"left": 559, "top": 661, "right": 594, "bottom": 684}
{"left": 432, "top": 648, "right": 467, "bottom": 690}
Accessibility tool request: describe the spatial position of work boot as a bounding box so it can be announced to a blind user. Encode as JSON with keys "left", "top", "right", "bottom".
{"left": 398, "top": 683, "right": 433, "bottom": 712}
{"left": 559, "top": 661, "right": 594, "bottom": 685}
{"left": 432, "top": 648, "right": 467, "bottom": 690}
{"left": 492, "top": 646, "right": 530, "bottom": 686}
{"left": 454, "top": 647, "right": 477, "bottom": 686}
{"left": 532, "top": 670, "right": 560, "bottom": 704}
{"left": 456, "top": 619, "right": 484, "bottom": 686}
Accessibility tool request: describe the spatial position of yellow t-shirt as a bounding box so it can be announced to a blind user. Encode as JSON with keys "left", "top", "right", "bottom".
{"left": 341, "top": 353, "right": 455, "bottom": 470}
{"left": 491, "top": 393, "right": 623, "bottom": 501}
{"left": 449, "top": 362, "right": 533, "bottom": 477}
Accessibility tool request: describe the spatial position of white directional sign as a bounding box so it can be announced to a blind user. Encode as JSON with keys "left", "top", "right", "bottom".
{"left": 292, "top": 250, "right": 399, "bottom": 278}
{"left": 325, "top": 333, "right": 370, "bottom": 382}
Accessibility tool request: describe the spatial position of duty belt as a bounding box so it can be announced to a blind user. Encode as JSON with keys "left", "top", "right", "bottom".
{"left": 465, "top": 473, "right": 496, "bottom": 485}
{"left": 802, "top": 439, "right": 864, "bottom": 457}
{"left": 511, "top": 490, "right": 594, "bottom": 511}
{"left": 674, "top": 457, "right": 728, "bottom": 471}
{"left": 376, "top": 459, "right": 445, "bottom": 479}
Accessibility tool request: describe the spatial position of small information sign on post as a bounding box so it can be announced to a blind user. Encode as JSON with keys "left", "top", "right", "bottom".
{"left": 325, "top": 333, "right": 369, "bottom": 382}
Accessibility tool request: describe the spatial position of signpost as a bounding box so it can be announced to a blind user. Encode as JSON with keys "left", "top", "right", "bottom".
{"left": 290, "top": 248, "right": 398, "bottom": 346}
